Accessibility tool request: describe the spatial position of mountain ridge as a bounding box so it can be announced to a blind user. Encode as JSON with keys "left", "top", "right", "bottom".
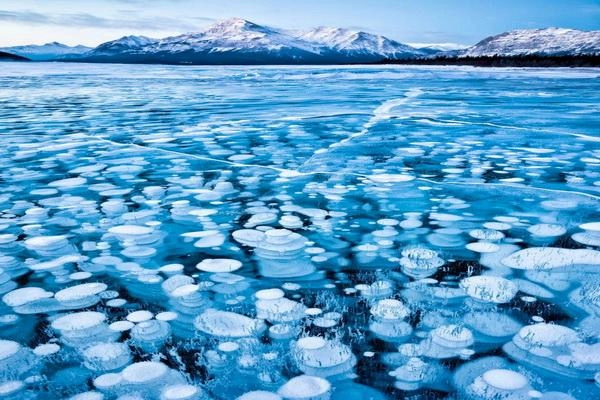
{"left": 2, "top": 20, "right": 598, "bottom": 65}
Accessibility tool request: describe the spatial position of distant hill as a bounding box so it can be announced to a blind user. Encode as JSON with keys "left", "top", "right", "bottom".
{"left": 0, "top": 42, "right": 91, "bottom": 61}
{"left": 0, "top": 51, "right": 29, "bottom": 61}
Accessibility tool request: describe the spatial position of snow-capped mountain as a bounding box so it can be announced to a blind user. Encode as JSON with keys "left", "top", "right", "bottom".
{"left": 91, "top": 35, "right": 156, "bottom": 55}
{"left": 0, "top": 42, "right": 91, "bottom": 61}
{"left": 459, "top": 28, "right": 600, "bottom": 57}
{"left": 298, "top": 27, "right": 425, "bottom": 59}
{"left": 76, "top": 18, "right": 423, "bottom": 64}
{"left": 149, "top": 18, "right": 320, "bottom": 54}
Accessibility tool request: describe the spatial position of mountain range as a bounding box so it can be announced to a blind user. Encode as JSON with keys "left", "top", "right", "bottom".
{"left": 1, "top": 19, "right": 598, "bottom": 64}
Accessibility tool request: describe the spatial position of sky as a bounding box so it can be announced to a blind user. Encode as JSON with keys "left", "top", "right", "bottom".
{"left": 0, "top": 0, "right": 598, "bottom": 48}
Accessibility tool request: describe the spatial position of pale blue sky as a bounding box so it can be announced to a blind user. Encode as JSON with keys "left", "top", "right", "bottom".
{"left": 1, "top": 0, "right": 598, "bottom": 47}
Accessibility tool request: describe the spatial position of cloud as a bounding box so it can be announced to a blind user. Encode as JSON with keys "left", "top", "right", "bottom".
{"left": 0, "top": 9, "right": 214, "bottom": 32}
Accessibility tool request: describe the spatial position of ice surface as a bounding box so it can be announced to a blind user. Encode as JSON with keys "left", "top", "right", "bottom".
{"left": 0, "top": 63, "right": 599, "bottom": 399}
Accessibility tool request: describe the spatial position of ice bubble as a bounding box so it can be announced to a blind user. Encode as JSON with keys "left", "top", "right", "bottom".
{"left": 126, "top": 310, "right": 154, "bottom": 323}
{"left": 33, "top": 343, "right": 60, "bottom": 356}
{"left": 121, "top": 361, "right": 169, "bottom": 384}
{"left": 108, "top": 225, "right": 153, "bottom": 239}
{"left": 48, "top": 177, "right": 87, "bottom": 189}
{"left": 0, "top": 339, "right": 37, "bottom": 377}
{"left": 371, "top": 299, "right": 410, "bottom": 320}
{"left": 355, "top": 280, "right": 394, "bottom": 300}
{"left": 277, "top": 375, "right": 331, "bottom": 400}
{"left": 256, "top": 289, "right": 306, "bottom": 323}
{"left": 93, "top": 372, "right": 123, "bottom": 393}
{"left": 469, "top": 229, "right": 505, "bottom": 241}
{"left": 159, "top": 264, "right": 184, "bottom": 276}
{"left": 389, "top": 357, "right": 432, "bottom": 391}
{"left": 193, "top": 231, "right": 226, "bottom": 248}
{"left": 3, "top": 287, "right": 53, "bottom": 307}
{"left": 67, "top": 391, "right": 105, "bottom": 400}
{"left": 82, "top": 342, "right": 131, "bottom": 371}
{"left": 55, "top": 282, "right": 108, "bottom": 308}
{"left": 292, "top": 336, "right": 356, "bottom": 377}
{"left": 465, "top": 242, "right": 500, "bottom": 253}
{"left": 28, "top": 254, "right": 86, "bottom": 273}
{"left": 160, "top": 384, "right": 203, "bottom": 400}
{"left": 107, "top": 299, "right": 127, "bottom": 308}
{"left": 368, "top": 174, "right": 415, "bottom": 183}
{"left": 572, "top": 221, "right": 600, "bottom": 247}
{"left": 52, "top": 311, "right": 117, "bottom": 347}
{"left": 400, "top": 247, "right": 444, "bottom": 279}
{"left": 109, "top": 321, "right": 135, "bottom": 332}
{"left": 0, "top": 380, "right": 25, "bottom": 398}
{"left": 503, "top": 322, "right": 599, "bottom": 379}
{"left": 156, "top": 311, "right": 178, "bottom": 321}
{"left": 467, "top": 368, "right": 531, "bottom": 399}
{"left": 130, "top": 319, "right": 171, "bottom": 351}
{"left": 369, "top": 299, "right": 412, "bottom": 342}
{"left": 528, "top": 223, "right": 566, "bottom": 238}
{"left": 237, "top": 391, "right": 282, "bottom": 400}
{"left": 280, "top": 215, "right": 303, "bottom": 229}
{"left": 24, "top": 235, "right": 74, "bottom": 256}
{"left": 194, "top": 309, "right": 266, "bottom": 338}
{"left": 423, "top": 324, "right": 474, "bottom": 359}
{"left": 459, "top": 276, "right": 518, "bottom": 304}
{"left": 513, "top": 323, "right": 579, "bottom": 350}
{"left": 502, "top": 248, "right": 600, "bottom": 270}
{"left": 196, "top": 258, "right": 242, "bottom": 273}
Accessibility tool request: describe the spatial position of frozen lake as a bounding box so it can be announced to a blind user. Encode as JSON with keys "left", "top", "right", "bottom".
{"left": 0, "top": 63, "right": 599, "bottom": 399}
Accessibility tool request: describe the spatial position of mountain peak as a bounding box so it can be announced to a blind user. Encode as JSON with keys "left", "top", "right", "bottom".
{"left": 205, "top": 18, "right": 266, "bottom": 34}
{"left": 461, "top": 27, "right": 600, "bottom": 57}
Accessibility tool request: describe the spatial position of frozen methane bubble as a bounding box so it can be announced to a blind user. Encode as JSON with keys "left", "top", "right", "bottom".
{"left": 194, "top": 309, "right": 266, "bottom": 338}
{"left": 160, "top": 384, "right": 204, "bottom": 400}
{"left": 277, "top": 375, "right": 331, "bottom": 400}
{"left": 389, "top": 357, "right": 433, "bottom": 391}
{"left": 237, "top": 391, "right": 282, "bottom": 400}
{"left": 0, "top": 340, "right": 37, "bottom": 378}
{"left": 82, "top": 342, "right": 131, "bottom": 371}
{"left": 502, "top": 247, "right": 600, "bottom": 270}
{"left": 51, "top": 311, "right": 118, "bottom": 347}
{"left": 130, "top": 319, "right": 172, "bottom": 352}
{"left": 399, "top": 247, "right": 444, "bottom": 279}
{"left": 368, "top": 174, "right": 415, "bottom": 183}
{"left": 126, "top": 310, "right": 154, "bottom": 323}
{"left": 459, "top": 276, "right": 518, "bottom": 304}
{"left": 232, "top": 229, "right": 315, "bottom": 278}
{"left": 23, "top": 235, "right": 75, "bottom": 256}
{"left": 423, "top": 324, "right": 474, "bottom": 359}
{"left": 255, "top": 288, "right": 306, "bottom": 323}
{"left": 527, "top": 223, "right": 566, "bottom": 238}
{"left": 121, "top": 361, "right": 185, "bottom": 395}
{"left": 503, "top": 323, "right": 599, "bottom": 379}
{"left": 292, "top": 336, "right": 356, "bottom": 377}
{"left": 196, "top": 258, "right": 242, "bottom": 273}
{"left": 369, "top": 299, "right": 412, "bottom": 342}
{"left": 54, "top": 282, "right": 108, "bottom": 308}
{"left": 466, "top": 369, "right": 532, "bottom": 399}
{"left": 2, "top": 287, "right": 53, "bottom": 308}
{"left": 572, "top": 221, "right": 600, "bottom": 247}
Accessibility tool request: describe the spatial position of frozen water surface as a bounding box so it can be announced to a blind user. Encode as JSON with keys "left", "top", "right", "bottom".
{"left": 0, "top": 62, "right": 599, "bottom": 399}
